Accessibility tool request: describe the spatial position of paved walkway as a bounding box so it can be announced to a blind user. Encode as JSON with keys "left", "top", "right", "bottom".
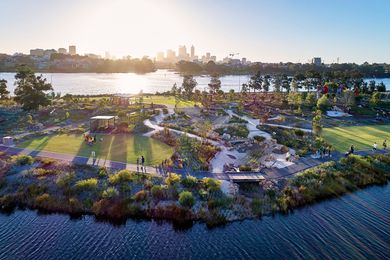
{"left": 1, "top": 145, "right": 388, "bottom": 181}
{"left": 0, "top": 145, "right": 160, "bottom": 175}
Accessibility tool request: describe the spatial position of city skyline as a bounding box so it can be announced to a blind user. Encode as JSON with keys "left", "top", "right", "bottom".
{"left": 1, "top": 0, "right": 390, "bottom": 64}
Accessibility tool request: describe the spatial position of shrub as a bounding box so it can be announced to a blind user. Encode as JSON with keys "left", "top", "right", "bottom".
{"left": 165, "top": 173, "right": 181, "bottom": 186}
{"left": 294, "top": 129, "right": 305, "bottom": 137}
{"left": 102, "top": 187, "right": 119, "bottom": 199}
{"left": 98, "top": 166, "right": 108, "bottom": 178}
{"left": 251, "top": 198, "right": 263, "bottom": 216}
{"left": 162, "top": 108, "right": 169, "bottom": 114}
{"left": 151, "top": 185, "right": 165, "bottom": 200}
{"left": 12, "top": 155, "right": 34, "bottom": 165}
{"left": 134, "top": 190, "right": 147, "bottom": 202}
{"left": 253, "top": 135, "right": 266, "bottom": 142}
{"left": 178, "top": 191, "right": 195, "bottom": 208}
{"left": 56, "top": 172, "right": 75, "bottom": 189}
{"left": 38, "top": 157, "right": 56, "bottom": 166}
{"left": 109, "top": 170, "right": 135, "bottom": 184}
{"left": 202, "top": 178, "right": 221, "bottom": 191}
{"left": 181, "top": 176, "right": 198, "bottom": 189}
{"left": 33, "top": 168, "right": 60, "bottom": 177}
{"left": 239, "top": 165, "right": 252, "bottom": 171}
{"left": 75, "top": 178, "right": 98, "bottom": 191}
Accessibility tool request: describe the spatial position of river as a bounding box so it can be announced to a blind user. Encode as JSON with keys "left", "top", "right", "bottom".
{"left": 0, "top": 70, "right": 389, "bottom": 95}
{"left": 0, "top": 184, "right": 389, "bottom": 259}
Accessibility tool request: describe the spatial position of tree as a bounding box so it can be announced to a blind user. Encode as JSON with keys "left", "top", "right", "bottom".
{"left": 341, "top": 90, "right": 356, "bottom": 108}
{"left": 13, "top": 66, "right": 53, "bottom": 110}
{"left": 262, "top": 76, "right": 270, "bottom": 92}
{"left": 182, "top": 75, "right": 197, "bottom": 99}
{"left": 273, "top": 76, "right": 281, "bottom": 92}
{"left": 208, "top": 74, "right": 221, "bottom": 93}
{"left": 0, "top": 79, "right": 10, "bottom": 99}
{"left": 228, "top": 89, "right": 235, "bottom": 101}
{"left": 316, "top": 95, "right": 330, "bottom": 113}
{"left": 312, "top": 110, "right": 323, "bottom": 136}
{"left": 369, "top": 92, "right": 381, "bottom": 107}
{"left": 305, "top": 92, "right": 316, "bottom": 107}
{"left": 290, "top": 79, "right": 298, "bottom": 92}
{"left": 248, "top": 71, "right": 262, "bottom": 92}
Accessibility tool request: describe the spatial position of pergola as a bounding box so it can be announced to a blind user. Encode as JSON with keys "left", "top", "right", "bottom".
{"left": 90, "top": 116, "right": 118, "bottom": 132}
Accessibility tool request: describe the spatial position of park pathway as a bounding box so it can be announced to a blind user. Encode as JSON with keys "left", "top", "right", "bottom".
{"left": 1, "top": 144, "right": 388, "bottom": 181}
{"left": 0, "top": 145, "right": 160, "bottom": 175}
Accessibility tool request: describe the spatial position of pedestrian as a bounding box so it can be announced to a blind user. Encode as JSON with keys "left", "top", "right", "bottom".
{"left": 136, "top": 157, "right": 139, "bottom": 167}
{"left": 286, "top": 151, "right": 291, "bottom": 162}
{"left": 328, "top": 146, "right": 332, "bottom": 157}
{"left": 350, "top": 145, "right": 354, "bottom": 154}
{"left": 383, "top": 139, "right": 387, "bottom": 150}
{"left": 141, "top": 156, "right": 145, "bottom": 167}
{"left": 91, "top": 151, "right": 96, "bottom": 158}
{"left": 373, "top": 142, "right": 377, "bottom": 151}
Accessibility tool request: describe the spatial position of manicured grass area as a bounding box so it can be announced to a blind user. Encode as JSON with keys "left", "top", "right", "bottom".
{"left": 322, "top": 125, "right": 390, "bottom": 152}
{"left": 144, "top": 95, "right": 199, "bottom": 108}
{"left": 17, "top": 134, "right": 174, "bottom": 166}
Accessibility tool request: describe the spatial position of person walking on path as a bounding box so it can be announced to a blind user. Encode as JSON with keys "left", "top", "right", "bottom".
{"left": 141, "top": 156, "right": 145, "bottom": 172}
{"left": 91, "top": 151, "right": 96, "bottom": 158}
{"left": 136, "top": 157, "right": 140, "bottom": 172}
{"left": 373, "top": 142, "right": 377, "bottom": 151}
{"left": 383, "top": 140, "right": 387, "bottom": 150}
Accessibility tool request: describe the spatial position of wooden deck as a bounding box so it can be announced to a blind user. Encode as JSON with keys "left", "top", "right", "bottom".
{"left": 227, "top": 172, "right": 265, "bottom": 182}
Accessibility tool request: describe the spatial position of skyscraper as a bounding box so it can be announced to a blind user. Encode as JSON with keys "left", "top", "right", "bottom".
{"left": 69, "top": 45, "right": 76, "bottom": 55}
{"left": 190, "top": 45, "right": 195, "bottom": 58}
{"left": 178, "top": 45, "right": 187, "bottom": 60}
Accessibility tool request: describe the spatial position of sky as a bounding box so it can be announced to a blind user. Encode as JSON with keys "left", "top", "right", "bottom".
{"left": 0, "top": 0, "right": 389, "bottom": 64}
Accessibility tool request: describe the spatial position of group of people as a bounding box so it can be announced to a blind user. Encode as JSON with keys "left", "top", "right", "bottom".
{"left": 136, "top": 156, "right": 146, "bottom": 172}
{"left": 372, "top": 139, "right": 387, "bottom": 151}
{"left": 346, "top": 139, "right": 387, "bottom": 156}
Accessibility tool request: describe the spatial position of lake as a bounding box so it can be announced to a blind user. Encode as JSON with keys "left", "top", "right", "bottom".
{"left": 0, "top": 184, "right": 389, "bottom": 259}
{"left": 0, "top": 70, "right": 389, "bottom": 95}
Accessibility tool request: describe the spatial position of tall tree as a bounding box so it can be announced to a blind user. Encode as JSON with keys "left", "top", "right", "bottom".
{"left": 249, "top": 71, "right": 263, "bottom": 92}
{"left": 0, "top": 79, "right": 10, "bottom": 99}
{"left": 14, "top": 66, "right": 53, "bottom": 110}
{"left": 182, "top": 75, "right": 197, "bottom": 99}
{"left": 262, "top": 76, "right": 270, "bottom": 92}
{"left": 208, "top": 74, "right": 221, "bottom": 93}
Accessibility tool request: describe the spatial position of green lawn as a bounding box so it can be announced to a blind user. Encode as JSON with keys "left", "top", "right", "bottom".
{"left": 322, "top": 125, "right": 390, "bottom": 152}
{"left": 144, "top": 95, "right": 199, "bottom": 108}
{"left": 17, "top": 134, "right": 174, "bottom": 166}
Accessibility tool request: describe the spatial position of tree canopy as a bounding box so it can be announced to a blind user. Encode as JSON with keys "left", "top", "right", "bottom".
{"left": 13, "top": 65, "right": 53, "bottom": 110}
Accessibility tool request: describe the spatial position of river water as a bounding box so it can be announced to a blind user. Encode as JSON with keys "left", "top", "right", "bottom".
{"left": 0, "top": 184, "right": 389, "bottom": 259}
{"left": 0, "top": 70, "right": 389, "bottom": 95}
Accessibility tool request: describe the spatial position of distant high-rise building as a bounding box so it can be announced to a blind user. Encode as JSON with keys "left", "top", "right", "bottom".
{"left": 241, "top": 57, "right": 247, "bottom": 65}
{"left": 178, "top": 45, "right": 188, "bottom": 60}
{"left": 156, "top": 51, "right": 164, "bottom": 62}
{"left": 105, "top": 51, "right": 111, "bottom": 59}
{"left": 30, "top": 49, "right": 44, "bottom": 57}
{"left": 166, "top": 49, "right": 176, "bottom": 62}
{"left": 58, "top": 48, "right": 67, "bottom": 54}
{"left": 190, "top": 45, "right": 195, "bottom": 58}
{"left": 312, "top": 57, "right": 321, "bottom": 66}
{"left": 69, "top": 45, "right": 77, "bottom": 55}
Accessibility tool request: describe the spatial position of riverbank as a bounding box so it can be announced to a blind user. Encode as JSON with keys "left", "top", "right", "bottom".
{"left": 0, "top": 152, "right": 389, "bottom": 227}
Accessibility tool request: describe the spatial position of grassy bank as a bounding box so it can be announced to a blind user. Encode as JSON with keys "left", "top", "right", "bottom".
{"left": 17, "top": 133, "right": 174, "bottom": 166}
{"left": 0, "top": 152, "right": 389, "bottom": 227}
{"left": 322, "top": 125, "right": 390, "bottom": 152}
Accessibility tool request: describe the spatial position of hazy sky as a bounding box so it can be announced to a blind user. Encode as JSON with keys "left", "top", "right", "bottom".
{"left": 1, "top": 0, "right": 389, "bottom": 63}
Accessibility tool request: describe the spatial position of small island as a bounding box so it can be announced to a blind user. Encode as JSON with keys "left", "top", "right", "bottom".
{"left": 0, "top": 66, "right": 389, "bottom": 227}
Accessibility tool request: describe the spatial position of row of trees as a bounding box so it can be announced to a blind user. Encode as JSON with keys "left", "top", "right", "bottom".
{"left": 175, "top": 60, "right": 390, "bottom": 78}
